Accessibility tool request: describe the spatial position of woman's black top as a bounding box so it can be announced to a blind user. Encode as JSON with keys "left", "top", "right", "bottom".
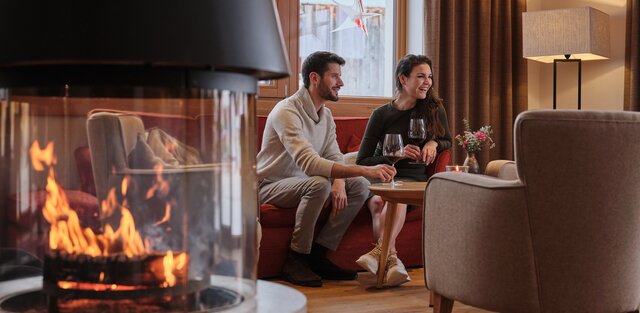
{"left": 356, "top": 100, "right": 452, "bottom": 179}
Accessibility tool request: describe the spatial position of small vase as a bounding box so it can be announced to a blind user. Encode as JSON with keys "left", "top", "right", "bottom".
{"left": 463, "top": 152, "right": 480, "bottom": 174}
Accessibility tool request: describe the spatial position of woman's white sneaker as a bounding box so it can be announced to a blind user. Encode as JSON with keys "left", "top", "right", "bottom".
{"left": 356, "top": 244, "right": 381, "bottom": 274}
{"left": 384, "top": 254, "right": 410, "bottom": 286}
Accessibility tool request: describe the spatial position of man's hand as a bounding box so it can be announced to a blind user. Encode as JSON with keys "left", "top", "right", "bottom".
{"left": 422, "top": 140, "right": 439, "bottom": 165}
{"left": 330, "top": 179, "right": 348, "bottom": 216}
{"left": 404, "top": 144, "right": 422, "bottom": 162}
{"left": 362, "top": 164, "right": 396, "bottom": 182}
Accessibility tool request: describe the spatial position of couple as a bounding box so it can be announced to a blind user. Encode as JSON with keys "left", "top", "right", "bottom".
{"left": 257, "top": 51, "right": 452, "bottom": 287}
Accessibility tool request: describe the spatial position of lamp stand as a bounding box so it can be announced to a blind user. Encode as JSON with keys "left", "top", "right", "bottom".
{"left": 553, "top": 54, "right": 582, "bottom": 110}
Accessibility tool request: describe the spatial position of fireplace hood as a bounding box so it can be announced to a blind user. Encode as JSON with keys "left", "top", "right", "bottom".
{"left": 0, "top": 0, "right": 290, "bottom": 86}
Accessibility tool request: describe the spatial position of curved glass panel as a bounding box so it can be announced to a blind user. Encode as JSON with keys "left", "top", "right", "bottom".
{"left": 0, "top": 86, "right": 258, "bottom": 312}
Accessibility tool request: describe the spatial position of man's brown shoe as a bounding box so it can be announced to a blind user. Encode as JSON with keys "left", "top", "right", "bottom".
{"left": 309, "top": 257, "right": 357, "bottom": 280}
{"left": 281, "top": 250, "right": 322, "bottom": 287}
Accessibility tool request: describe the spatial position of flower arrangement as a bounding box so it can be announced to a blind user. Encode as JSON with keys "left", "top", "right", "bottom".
{"left": 455, "top": 119, "right": 495, "bottom": 153}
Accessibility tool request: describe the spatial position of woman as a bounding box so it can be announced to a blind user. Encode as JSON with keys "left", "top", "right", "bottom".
{"left": 355, "top": 54, "right": 452, "bottom": 286}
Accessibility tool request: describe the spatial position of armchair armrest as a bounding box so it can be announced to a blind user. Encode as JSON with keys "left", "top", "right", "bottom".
{"left": 423, "top": 172, "right": 538, "bottom": 312}
{"left": 426, "top": 149, "right": 451, "bottom": 178}
{"left": 484, "top": 160, "right": 517, "bottom": 180}
{"left": 120, "top": 163, "right": 221, "bottom": 175}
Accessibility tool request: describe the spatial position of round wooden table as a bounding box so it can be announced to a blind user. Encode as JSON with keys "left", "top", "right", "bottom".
{"left": 368, "top": 182, "right": 428, "bottom": 288}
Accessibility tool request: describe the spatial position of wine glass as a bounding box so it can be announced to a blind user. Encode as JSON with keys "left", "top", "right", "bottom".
{"left": 407, "top": 118, "right": 427, "bottom": 163}
{"left": 383, "top": 133, "right": 404, "bottom": 186}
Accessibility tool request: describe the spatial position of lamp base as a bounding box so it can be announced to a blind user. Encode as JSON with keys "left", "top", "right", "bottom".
{"left": 553, "top": 57, "right": 582, "bottom": 110}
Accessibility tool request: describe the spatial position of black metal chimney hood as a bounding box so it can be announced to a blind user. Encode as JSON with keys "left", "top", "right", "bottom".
{"left": 0, "top": 0, "right": 290, "bottom": 90}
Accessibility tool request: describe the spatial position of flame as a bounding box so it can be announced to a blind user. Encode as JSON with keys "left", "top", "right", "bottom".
{"left": 100, "top": 188, "right": 118, "bottom": 219}
{"left": 161, "top": 251, "right": 187, "bottom": 288}
{"left": 30, "top": 140, "right": 185, "bottom": 288}
{"left": 162, "top": 251, "right": 176, "bottom": 287}
{"left": 121, "top": 176, "right": 129, "bottom": 196}
{"left": 30, "top": 140, "right": 150, "bottom": 257}
{"left": 29, "top": 141, "right": 55, "bottom": 171}
{"left": 146, "top": 163, "right": 170, "bottom": 199}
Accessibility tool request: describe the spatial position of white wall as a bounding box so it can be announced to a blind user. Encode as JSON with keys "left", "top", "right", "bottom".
{"left": 526, "top": 0, "right": 628, "bottom": 110}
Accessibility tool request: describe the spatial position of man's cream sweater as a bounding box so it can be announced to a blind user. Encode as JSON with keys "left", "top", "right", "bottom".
{"left": 257, "top": 87, "right": 343, "bottom": 182}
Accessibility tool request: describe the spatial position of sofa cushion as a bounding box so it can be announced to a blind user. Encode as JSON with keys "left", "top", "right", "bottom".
{"left": 346, "top": 134, "right": 362, "bottom": 153}
{"left": 146, "top": 128, "right": 203, "bottom": 165}
{"left": 334, "top": 117, "right": 369, "bottom": 153}
{"left": 129, "top": 133, "right": 177, "bottom": 169}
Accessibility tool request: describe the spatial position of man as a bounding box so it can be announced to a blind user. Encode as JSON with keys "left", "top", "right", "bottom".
{"left": 257, "top": 51, "right": 396, "bottom": 287}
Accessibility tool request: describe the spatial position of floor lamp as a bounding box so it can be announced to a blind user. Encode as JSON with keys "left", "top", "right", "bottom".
{"left": 522, "top": 7, "right": 610, "bottom": 110}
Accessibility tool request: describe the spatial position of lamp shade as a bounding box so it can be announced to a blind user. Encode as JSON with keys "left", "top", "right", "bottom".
{"left": 523, "top": 7, "right": 610, "bottom": 63}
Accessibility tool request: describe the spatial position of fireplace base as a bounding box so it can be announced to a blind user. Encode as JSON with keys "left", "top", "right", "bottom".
{"left": 0, "top": 276, "right": 307, "bottom": 313}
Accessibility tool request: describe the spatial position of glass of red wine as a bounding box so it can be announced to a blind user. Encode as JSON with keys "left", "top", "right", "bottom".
{"left": 407, "top": 118, "right": 427, "bottom": 164}
{"left": 383, "top": 133, "right": 404, "bottom": 186}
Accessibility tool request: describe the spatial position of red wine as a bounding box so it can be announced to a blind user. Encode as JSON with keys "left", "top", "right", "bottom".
{"left": 407, "top": 137, "right": 426, "bottom": 146}
{"left": 386, "top": 156, "right": 403, "bottom": 164}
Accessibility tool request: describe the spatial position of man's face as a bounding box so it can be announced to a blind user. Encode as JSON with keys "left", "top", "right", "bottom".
{"left": 316, "top": 63, "right": 344, "bottom": 102}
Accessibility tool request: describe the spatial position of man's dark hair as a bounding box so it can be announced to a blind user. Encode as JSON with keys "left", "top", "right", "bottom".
{"left": 301, "top": 51, "right": 346, "bottom": 88}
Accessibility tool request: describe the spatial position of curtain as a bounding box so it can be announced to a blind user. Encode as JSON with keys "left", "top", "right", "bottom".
{"left": 424, "top": 0, "right": 528, "bottom": 169}
{"left": 625, "top": 0, "right": 639, "bottom": 111}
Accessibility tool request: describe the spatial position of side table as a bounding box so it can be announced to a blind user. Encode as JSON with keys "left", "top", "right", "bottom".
{"left": 368, "top": 182, "right": 427, "bottom": 288}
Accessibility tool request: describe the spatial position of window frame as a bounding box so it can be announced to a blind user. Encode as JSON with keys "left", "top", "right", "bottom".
{"left": 258, "top": 0, "right": 407, "bottom": 117}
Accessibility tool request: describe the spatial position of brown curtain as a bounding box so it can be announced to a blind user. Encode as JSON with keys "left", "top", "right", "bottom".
{"left": 424, "top": 0, "right": 528, "bottom": 169}
{"left": 625, "top": 0, "right": 639, "bottom": 111}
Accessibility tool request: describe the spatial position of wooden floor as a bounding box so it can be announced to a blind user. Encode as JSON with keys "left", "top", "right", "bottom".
{"left": 267, "top": 267, "right": 493, "bottom": 313}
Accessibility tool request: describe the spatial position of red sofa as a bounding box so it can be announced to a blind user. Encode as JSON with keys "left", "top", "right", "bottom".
{"left": 3, "top": 111, "right": 450, "bottom": 279}
{"left": 256, "top": 116, "right": 450, "bottom": 278}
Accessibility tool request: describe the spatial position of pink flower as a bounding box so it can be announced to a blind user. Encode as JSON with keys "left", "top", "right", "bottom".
{"left": 456, "top": 119, "right": 494, "bottom": 153}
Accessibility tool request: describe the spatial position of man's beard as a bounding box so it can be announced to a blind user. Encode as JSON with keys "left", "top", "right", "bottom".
{"left": 318, "top": 83, "right": 338, "bottom": 102}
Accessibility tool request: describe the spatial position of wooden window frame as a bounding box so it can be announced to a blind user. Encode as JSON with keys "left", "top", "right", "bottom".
{"left": 258, "top": 0, "right": 407, "bottom": 117}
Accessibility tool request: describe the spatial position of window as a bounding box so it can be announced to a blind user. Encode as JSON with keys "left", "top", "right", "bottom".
{"left": 299, "top": 0, "right": 395, "bottom": 97}
{"left": 258, "top": 0, "right": 406, "bottom": 115}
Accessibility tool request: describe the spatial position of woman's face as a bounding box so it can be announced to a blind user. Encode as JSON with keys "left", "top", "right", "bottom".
{"left": 401, "top": 63, "right": 432, "bottom": 100}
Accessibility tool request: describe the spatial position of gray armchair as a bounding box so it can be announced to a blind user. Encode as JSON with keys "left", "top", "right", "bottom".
{"left": 423, "top": 110, "right": 640, "bottom": 313}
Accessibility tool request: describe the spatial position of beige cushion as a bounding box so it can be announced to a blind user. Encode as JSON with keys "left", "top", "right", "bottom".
{"left": 343, "top": 151, "right": 358, "bottom": 165}
{"left": 128, "top": 128, "right": 203, "bottom": 169}
{"left": 146, "top": 128, "right": 202, "bottom": 166}
{"left": 128, "top": 133, "right": 176, "bottom": 169}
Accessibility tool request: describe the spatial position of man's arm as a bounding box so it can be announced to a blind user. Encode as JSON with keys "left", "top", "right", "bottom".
{"left": 330, "top": 162, "right": 396, "bottom": 181}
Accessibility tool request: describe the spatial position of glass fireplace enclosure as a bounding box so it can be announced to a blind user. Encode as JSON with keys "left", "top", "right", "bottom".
{"left": 0, "top": 78, "right": 261, "bottom": 312}
{"left": 0, "top": 1, "right": 289, "bottom": 310}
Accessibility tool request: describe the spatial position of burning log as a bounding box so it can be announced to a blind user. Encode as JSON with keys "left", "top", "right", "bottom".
{"left": 43, "top": 250, "right": 188, "bottom": 292}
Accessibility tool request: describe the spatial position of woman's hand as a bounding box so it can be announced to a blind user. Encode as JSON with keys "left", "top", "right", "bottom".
{"left": 422, "top": 140, "right": 438, "bottom": 164}
{"left": 403, "top": 144, "right": 422, "bottom": 162}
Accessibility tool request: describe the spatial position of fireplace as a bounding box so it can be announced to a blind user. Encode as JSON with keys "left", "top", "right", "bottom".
{"left": 0, "top": 1, "right": 289, "bottom": 312}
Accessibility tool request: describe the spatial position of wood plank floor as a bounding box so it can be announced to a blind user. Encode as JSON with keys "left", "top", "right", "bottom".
{"left": 267, "top": 267, "right": 493, "bottom": 313}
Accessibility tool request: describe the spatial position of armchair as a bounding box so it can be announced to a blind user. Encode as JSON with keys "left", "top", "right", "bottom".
{"left": 423, "top": 110, "right": 640, "bottom": 313}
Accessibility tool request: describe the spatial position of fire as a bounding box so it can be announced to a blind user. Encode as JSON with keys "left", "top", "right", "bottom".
{"left": 161, "top": 251, "right": 188, "bottom": 288}
{"left": 30, "top": 140, "right": 186, "bottom": 288}
{"left": 146, "top": 163, "right": 169, "bottom": 199}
